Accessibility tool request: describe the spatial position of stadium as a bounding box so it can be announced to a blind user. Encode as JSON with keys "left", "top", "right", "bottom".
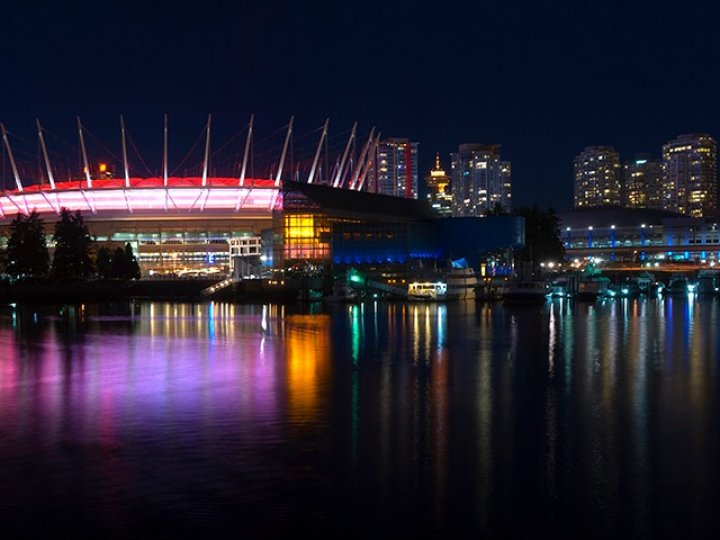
{"left": 0, "top": 116, "right": 383, "bottom": 274}
{"left": 0, "top": 116, "right": 525, "bottom": 278}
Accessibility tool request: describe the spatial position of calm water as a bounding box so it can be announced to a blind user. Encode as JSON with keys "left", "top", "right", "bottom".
{"left": 1, "top": 299, "right": 719, "bottom": 538}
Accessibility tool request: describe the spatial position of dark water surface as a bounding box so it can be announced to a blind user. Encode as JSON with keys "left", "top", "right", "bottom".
{"left": 1, "top": 299, "right": 719, "bottom": 538}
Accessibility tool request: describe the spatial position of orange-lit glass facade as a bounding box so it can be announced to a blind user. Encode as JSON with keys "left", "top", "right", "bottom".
{"left": 281, "top": 213, "right": 330, "bottom": 261}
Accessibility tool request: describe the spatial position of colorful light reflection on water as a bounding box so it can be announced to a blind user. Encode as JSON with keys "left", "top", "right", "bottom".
{"left": 0, "top": 299, "right": 719, "bottom": 538}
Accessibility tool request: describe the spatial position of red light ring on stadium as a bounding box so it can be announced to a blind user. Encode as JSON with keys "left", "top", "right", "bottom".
{"left": 0, "top": 177, "right": 279, "bottom": 218}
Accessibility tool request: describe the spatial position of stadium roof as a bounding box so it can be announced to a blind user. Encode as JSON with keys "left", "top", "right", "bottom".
{"left": 282, "top": 181, "right": 436, "bottom": 221}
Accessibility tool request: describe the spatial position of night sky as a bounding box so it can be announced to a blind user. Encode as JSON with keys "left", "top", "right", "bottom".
{"left": 2, "top": 0, "right": 719, "bottom": 209}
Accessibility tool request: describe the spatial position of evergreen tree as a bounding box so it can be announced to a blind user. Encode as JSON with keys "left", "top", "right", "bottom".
{"left": 513, "top": 205, "right": 565, "bottom": 270}
{"left": 124, "top": 243, "right": 141, "bottom": 279}
{"left": 95, "top": 246, "right": 112, "bottom": 278}
{"left": 51, "top": 208, "right": 95, "bottom": 279}
{"left": 111, "top": 247, "right": 128, "bottom": 278}
{"left": 5, "top": 210, "right": 50, "bottom": 278}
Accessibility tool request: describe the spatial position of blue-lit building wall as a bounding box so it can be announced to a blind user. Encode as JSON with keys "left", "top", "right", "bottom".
{"left": 331, "top": 216, "right": 524, "bottom": 267}
{"left": 433, "top": 217, "right": 524, "bottom": 267}
{"left": 331, "top": 222, "right": 440, "bottom": 265}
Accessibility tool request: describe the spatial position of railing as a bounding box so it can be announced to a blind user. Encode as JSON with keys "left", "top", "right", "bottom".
{"left": 200, "top": 278, "right": 236, "bottom": 297}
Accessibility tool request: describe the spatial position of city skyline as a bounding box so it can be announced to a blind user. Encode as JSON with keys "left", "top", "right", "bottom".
{"left": 2, "top": 1, "right": 719, "bottom": 210}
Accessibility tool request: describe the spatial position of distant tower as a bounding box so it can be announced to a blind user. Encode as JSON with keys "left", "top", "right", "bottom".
{"left": 573, "top": 146, "right": 621, "bottom": 208}
{"left": 623, "top": 154, "right": 663, "bottom": 209}
{"left": 375, "top": 138, "right": 419, "bottom": 199}
{"left": 425, "top": 153, "right": 452, "bottom": 217}
{"left": 450, "top": 144, "right": 511, "bottom": 217}
{"left": 662, "top": 134, "right": 717, "bottom": 216}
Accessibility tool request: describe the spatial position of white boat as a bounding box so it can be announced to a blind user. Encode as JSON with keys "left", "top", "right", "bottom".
{"left": 549, "top": 278, "right": 571, "bottom": 298}
{"left": 502, "top": 279, "right": 550, "bottom": 305}
{"left": 408, "top": 281, "right": 448, "bottom": 301}
{"left": 445, "top": 264, "right": 478, "bottom": 300}
{"left": 629, "top": 271, "right": 656, "bottom": 293}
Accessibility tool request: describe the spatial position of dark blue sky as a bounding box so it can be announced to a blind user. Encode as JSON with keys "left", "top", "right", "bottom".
{"left": 2, "top": 0, "right": 719, "bottom": 209}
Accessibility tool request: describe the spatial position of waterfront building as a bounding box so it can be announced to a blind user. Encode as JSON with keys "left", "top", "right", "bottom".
{"left": 450, "top": 144, "right": 512, "bottom": 217}
{"left": 559, "top": 206, "right": 720, "bottom": 263}
{"left": 662, "top": 133, "right": 717, "bottom": 217}
{"left": 425, "top": 153, "right": 452, "bottom": 217}
{"left": 375, "top": 138, "right": 419, "bottom": 199}
{"left": 281, "top": 181, "right": 524, "bottom": 269}
{"left": 573, "top": 146, "right": 621, "bottom": 208}
{"left": 623, "top": 154, "right": 663, "bottom": 209}
{"left": 0, "top": 117, "right": 522, "bottom": 276}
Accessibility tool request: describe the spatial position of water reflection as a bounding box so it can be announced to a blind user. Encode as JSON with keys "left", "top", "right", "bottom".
{"left": 0, "top": 298, "right": 719, "bottom": 537}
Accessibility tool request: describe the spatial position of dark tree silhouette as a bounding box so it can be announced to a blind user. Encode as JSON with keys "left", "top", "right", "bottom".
{"left": 51, "top": 208, "right": 95, "bottom": 279}
{"left": 513, "top": 205, "right": 565, "bottom": 270}
{"left": 5, "top": 210, "right": 50, "bottom": 278}
{"left": 110, "top": 247, "right": 128, "bottom": 278}
{"left": 124, "top": 243, "right": 141, "bottom": 279}
{"left": 95, "top": 246, "right": 112, "bottom": 278}
{"left": 486, "top": 202, "right": 508, "bottom": 216}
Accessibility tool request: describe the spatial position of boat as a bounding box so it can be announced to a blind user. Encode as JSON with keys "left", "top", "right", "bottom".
{"left": 649, "top": 280, "right": 665, "bottom": 296}
{"left": 475, "top": 278, "right": 506, "bottom": 301}
{"left": 407, "top": 280, "right": 448, "bottom": 301}
{"left": 697, "top": 270, "right": 720, "bottom": 296}
{"left": 609, "top": 280, "right": 641, "bottom": 298}
{"left": 445, "top": 259, "right": 478, "bottom": 300}
{"left": 576, "top": 276, "right": 611, "bottom": 300}
{"left": 665, "top": 273, "right": 696, "bottom": 295}
{"left": 628, "top": 271, "right": 656, "bottom": 294}
{"left": 502, "top": 279, "right": 550, "bottom": 305}
{"left": 549, "top": 278, "right": 571, "bottom": 298}
{"left": 325, "top": 280, "right": 359, "bottom": 302}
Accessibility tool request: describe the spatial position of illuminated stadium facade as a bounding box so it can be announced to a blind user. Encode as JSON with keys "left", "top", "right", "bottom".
{"left": 0, "top": 177, "right": 279, "bottom": 273}
{"left": 0, "top": 116, "right": 386, "bottom": 274}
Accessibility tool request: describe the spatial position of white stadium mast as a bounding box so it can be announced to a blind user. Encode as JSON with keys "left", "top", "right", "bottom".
{"left": 275, "top": 116, "right": 294, "bottom": 187}
{"left": 333, "top": 122, "right": 357, "bottom": 188}
{"left": 307, "top": 119, "right": 329, "bottom": 184}
{"left": 239, "top": 114, "right": 254, "bottom": 188}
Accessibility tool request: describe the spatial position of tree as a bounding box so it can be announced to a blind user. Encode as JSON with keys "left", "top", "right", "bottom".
{"left": 486, "top": 202, "right": 508, "bottom": 216}
{"left": 51, "top": 208, "right": 95, "bottom": 279}
{"left": 124, "top": 243, "right": 141, "bottom": 279}
{"left": 110, "top": 247, "right": 128, "bottom": 278}
{"left": 95, "top": 246, "right": 112, "bottom": 278}
{"left": 5, "top": 210, "right": 50, "bottom": 278}
{"left": 513, "top": 205, "right": 565, "bottom": 270}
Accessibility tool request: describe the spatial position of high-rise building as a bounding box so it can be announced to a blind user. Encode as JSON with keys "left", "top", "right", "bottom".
{"left": 662, "top": 134, "right": 717, "bottom": 217}
{"left": 623, "top": 154, "right": 663, "bottom": 209}
{"left": 425, "top": 153, "right": 452, "bottom": 217}
{"left": 573, "top": 146, "right": 621, "bottom": 208}
{"left": 375, "top": 138, "right": 419, "bottom": 199}
{"left": 450, "top": 144, "right": 511, "bottom": 217}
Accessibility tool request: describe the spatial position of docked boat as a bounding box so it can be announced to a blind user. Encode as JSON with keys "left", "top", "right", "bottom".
{"left": 609, "top": 280, "right": 641, "bottom": 298}
{"left": 629, "top": 271, "right": 656, "bottom": 294}
{"left": 325, "top": 280, "right": 359, "bottom": 302}
{"left": 576, "top": 276, "right": 611, "bottom": 300}
{"left": 549, "top": 278, "right": 571, "bottom": 298}
{"left": 408, "top": 280, "right": 448, "bottom": 301}
{"left": 445, "top": 261, "right": 478, "bottom": 300}
{"left": 476, "top": 278, "right": 506, "bottom": 301}
{"left": 666, "top": 273, "right": 696, "bottom": 295}
{"left": 697, "top": 270, "right": 720, "bottom": 296}
{"left": 502, "top": 279, "right": 550, "bottom": 305}
{"left": 649, "top": 280, "right": 665, "bottom": 296}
